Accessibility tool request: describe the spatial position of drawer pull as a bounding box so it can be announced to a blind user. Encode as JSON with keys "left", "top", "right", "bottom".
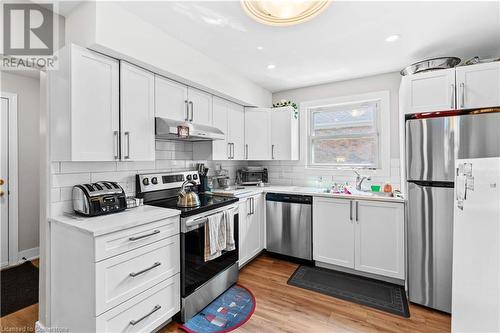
{"left": 129, "top": 304, "right": 162, "bottom": 325}
{"left": 129, "top": 230, "right": 160, "bottom": 241}
{"left": 129, "top": 262, "right": 161, "bottom": 277}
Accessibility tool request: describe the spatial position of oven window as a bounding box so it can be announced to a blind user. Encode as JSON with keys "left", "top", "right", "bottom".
{"left": 181, "top": 214, "right": 239, "bottom": 296}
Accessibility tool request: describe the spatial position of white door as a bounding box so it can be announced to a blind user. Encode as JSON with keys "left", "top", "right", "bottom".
{"left": 71, "top": 44, "right": 119, "bottom": 161}
{"left": 452, "top": 158, "right": 500, "bottom": 332}
{"left": 244, "top": 108, "right": 270, "bottom": 160}
{"left": 456, "top": 62, "right": 500, "bottom": 109}
{"left": 120, "top": 62, "right": 155, "bottom": 161}
{"left": 1, "top": 98, "right": 9, "bottom": 267}
{"left": 401, "top": 68, "right": 456, "bottom": 114}
{"left": 188, "top": 87, "right": 212, "bottom": 126}
{"left": 270, "top": 108, "right": 291, "bottom": 160}
{"left": 238, "top": 199, "right": 249, "bottom": 267}
{"left": 354, "top": 200, "right": 405, "bottom": 279}
{"left": 154, "top": 75, "right": 189, "bottom": 121}
{"left": 313, "top": 198, "right": 355, "bottom": 268}
{"left": 211, "top": 97, "right": 229, "bottom": 160}
{"left": 247, "top": 195, "right": 264, "bottom": 258}
{"left": 227, "top": 102, "right": 245, "bottom": 160}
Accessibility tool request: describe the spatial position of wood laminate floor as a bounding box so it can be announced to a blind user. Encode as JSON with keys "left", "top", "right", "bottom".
{"left": 0, "top": 257, "right": 451, "bottom": 332}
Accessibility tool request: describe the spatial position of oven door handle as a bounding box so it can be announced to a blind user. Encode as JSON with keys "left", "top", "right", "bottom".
{"left": 184, "top": 206, "right": 238, "bottom": 231}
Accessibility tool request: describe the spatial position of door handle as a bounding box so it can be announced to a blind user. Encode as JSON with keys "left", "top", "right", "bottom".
{"left": 355, "top": 201, "right": 359, "bottom": 223}
{"left": 245, "top": 144, "right": 248, "bottom": 159}
{"left": 460, "top": 82, "right": 465, "bottom": 108}
{"left": 189, "top": 101, "right": 194, "bottom": 121}
{"left": 184, "top": 100, "right": 189, "bottom": 121}
{"left": 271, "top": 144, "right": 275, "bottom": 160}
{"left": 113, "top": 131, "right": 120, "bottom": 160}
{"left": 129, "top": 262, "right": 161, "bottom": 277}
{"left": 450, "top": 84, "right": 455, "bottom": 109}
{"left": 349, "top": 201, "right": 353, "bottom": 222}
{"left": 0, "top": 191, "right": 4, "bottom": 197}
{"left": 0, "top": 179, "right": 4, "bottom": 185}
{"left": 124, "top": 131, "right": 130, "bottom": 159}
{"left": 129, "top": 305, "right": 161, "bottom": 326}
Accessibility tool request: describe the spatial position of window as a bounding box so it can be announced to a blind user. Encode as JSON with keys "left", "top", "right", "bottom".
{"left": 309, "top": 100, "right": 380, "bottom": 168}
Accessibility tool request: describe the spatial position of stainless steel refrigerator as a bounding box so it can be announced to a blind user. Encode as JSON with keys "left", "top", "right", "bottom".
{"left": 406, "top": 111, "right": 500, "bottom": 313}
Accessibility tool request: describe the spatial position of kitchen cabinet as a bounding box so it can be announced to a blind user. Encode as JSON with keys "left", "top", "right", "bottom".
{"left": 456, "top": 62, "right": 500, "bottom": 109}
{"left": 239, "top": 194, "right": 265, "bottom": 267}
{"left": 155, "top": 75, "right": 189, "bottom": 121}
{"left": 401, "top": 68, "right": 456, "bottom": 114}
{"left": 50, "top": 44, "right": 120, "bottom": 161}
{"left": 270, "top": 106, "right": 299, "bottom": 160}
{"left": 211, "top": 97, "right": 245, "bottom": 160}
{"left": 244, "top": 108, "right": 271, "bottom": 160}
{"left": 188, "top": 87, "right": 213, "bottom": 126}
{"left": 120, "top": 62, "right": 155, "bottom": 161}
{"left": 313, "top": 197, "right": 405, "bottom": 280}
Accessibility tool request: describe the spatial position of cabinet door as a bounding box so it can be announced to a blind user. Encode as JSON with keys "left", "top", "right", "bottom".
{"left": 354, "top": 201, "right": 405, "bottom": 279}
{"left": 238, "top": 199, "right": 249, "bottom": 267}
{"left": 244, "top": 108, "right": 271, "bottom": 160}
{"left": 270, "top": 107, "right": 295, "bottom": 160}
{"left": 120, "top": 62, "right": 155, "bottom": 161}
{"left": 247, "top": 195, "right": 264, "bottom": 258}
{"left": 71, "top": 45, "right": 119, "bottom": 161}
{"left": 402, "top": 68, "right": 456, "bottom": 114}
{"left": 227, "top": 102, "right": 245, "bottom": 160}
{"left": 188, "top": 87, "right": 212, "bottom": 126}
{"left": 313, "top": 198, "right": 355, "bottom": 268}
{"left": 212, "top": 97, "right": 229, "bottom": 160}
{"left": 456, "top": 62, "right": 500, "bottom": 109}
{"left": 154, "top": 75, "right": 188, "bottom": 121}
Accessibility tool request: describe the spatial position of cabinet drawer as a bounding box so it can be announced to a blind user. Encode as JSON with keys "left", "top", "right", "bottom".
{"left": 95, "top": 216, "right": 179, "bottom": 261}
{"left": 95, "top": 236, "right": 180, "bottom": 315}
{"left": 96, "top": 274, "right": 180, "bottom": 333}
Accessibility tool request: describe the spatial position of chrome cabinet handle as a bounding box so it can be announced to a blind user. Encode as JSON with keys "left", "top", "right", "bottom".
{"left": 271, "top": 144, "right": 275, "bottom": 160}
{"left": 247, "top": 198, "right": 251, "bottom": 215}
{"left": 184, "top": 100, "right": 189, "bottom": 121}
{"left": 129, "top": 230, "right": 160, "bottom": 241}
{"left": 129, "top": 262, "right": 161, "bottom": 277}
{"left": 113, "top": 131, "right": 120, "bottom": 160}
{"left": 450, "top": 84, "right": 455, "bottom": 109}
{"left": 355, "top": 201, "right": 359, "bottom": 222}
{"left": 189, "top": 101, "right": 194, "bottom": 121}
{"left": 124, "top": 131, "right": 130, "bottom": 159}
{"left": 245, "top": 144, "right": 248, "bottom": 159}
{"left": 251, "top": 197, "right": 255, "bottom": 215}
{"left": 129, "top": 305, "right": 161, "bottom": 325}
{"left": 349, "top": 201, "right": 353, "bottom": 222}
{"left": 460, "top": 82, "right": 465, "bottom": 108}
{"left": 231, "top": 143, "right": 235, "bottom": 159}
{"left": 227, "top": 143, "right": 231, "bottom": 160}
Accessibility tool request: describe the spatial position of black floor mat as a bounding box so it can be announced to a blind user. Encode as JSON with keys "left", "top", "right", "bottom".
{"left": 288, "top": 265, "right": 410, "bottom": 318}
{"left": 1, "top": 262, "right": 39, "bottom": 317}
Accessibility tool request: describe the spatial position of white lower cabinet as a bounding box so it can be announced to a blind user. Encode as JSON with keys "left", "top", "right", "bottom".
{"left": 239, "top": 194, "right": 265, "bottom": 267}
{"left": 313, "top": 197, "right": 405, "bottom": 280}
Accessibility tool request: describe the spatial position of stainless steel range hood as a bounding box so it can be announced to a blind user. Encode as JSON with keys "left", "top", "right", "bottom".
{"left": 155, "top": 117, "right": 225, "bottom": 142}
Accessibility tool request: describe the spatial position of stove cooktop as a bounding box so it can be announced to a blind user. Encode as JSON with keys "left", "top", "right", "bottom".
{"left": 146, "top": 193, "right": 239, "bottom": 217}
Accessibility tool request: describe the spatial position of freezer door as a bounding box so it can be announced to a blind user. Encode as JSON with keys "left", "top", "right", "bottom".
{"left": 457, "top": 112, "right": 500, "bottom": 159}
{"left": 406, "top": 117, "right": 458, "bottom": 182}
{"left": 407, "top": 182, "right": 454, "bottom": 313}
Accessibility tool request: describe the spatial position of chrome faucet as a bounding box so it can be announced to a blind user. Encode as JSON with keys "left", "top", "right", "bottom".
{"left": 354, "top": 170, "right": 371, "bottom": 191}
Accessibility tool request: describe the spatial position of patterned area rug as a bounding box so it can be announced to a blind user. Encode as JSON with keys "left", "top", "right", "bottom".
{"left": 179, "top": 284, "right": 256, "bottom": 333}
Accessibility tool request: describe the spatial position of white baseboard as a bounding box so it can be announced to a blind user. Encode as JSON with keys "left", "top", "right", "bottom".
{"left": 18, "top": 247, "right": 39, "bottom": 262}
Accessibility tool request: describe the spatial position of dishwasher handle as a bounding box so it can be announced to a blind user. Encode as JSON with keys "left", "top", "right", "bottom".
{"left": 266, "top": 193, "right": 312, "bottom": 204}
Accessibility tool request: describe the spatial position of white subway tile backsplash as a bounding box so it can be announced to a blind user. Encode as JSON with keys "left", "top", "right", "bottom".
{"left": 172, "top": 151, "right": 193, "bottom": 160}
{"left": 60, "top": 161, "right": 117, "bottom": 173}
{"left": 155, "top": 150, "right": 173, "bottom": 160}
{"left": 51, "top": 162, "right": 61, "bottom": 174}
{"left": 91, "top": 171, "right": 135, "bottom": 183}
{"left": 116, "top": 161, "right": 156, "bottom": 171}
{"left": 60, "top": 187, "right": 73, "bottom": 201}
{"left": 51, "top": 188, "right": 60, "bottom": 202}
{"left": 52, "top": 173, "right": 91, "bottom": 187}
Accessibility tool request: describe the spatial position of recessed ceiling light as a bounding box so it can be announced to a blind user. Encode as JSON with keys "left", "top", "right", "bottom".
{"left": 241, "top": 0, "right": 330, "bottom": 26}
{"left": 267, "top": 64, "right": 276, "bottom": 70}
{"left": 257, "top": 46, "right": 264, "bottom": 51}
{"left": 385, "top": 34, "right": 400, "bottom": 42}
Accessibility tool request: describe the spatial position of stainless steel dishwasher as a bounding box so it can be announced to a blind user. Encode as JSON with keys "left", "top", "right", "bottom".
{"left": 266, "top": 193, "right": 312, "bottom": 260}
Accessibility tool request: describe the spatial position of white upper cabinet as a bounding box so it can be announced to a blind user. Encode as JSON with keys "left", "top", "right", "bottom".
{"left": 188, "top": 87, "right": 213, "bottom": 126}
{"left": 244, "top": 108, "right": 271, "bottom": 160}
{"left": 227, "top": 102, "right": 245, "bottom": 160}
{"left": 270, "top": 107, "right": 299, "bottom": 160}
{"left": 51, "top": 44, "right": 120, "bottom": 161}
{"left": 120, "top": 62, "right": 155, "bottom": 161}
{"left": 456, "top": 62, "right": 500, "bottom": 109}
{"left": 155, "top": 75, "right": 189, "bottom": 121}
{"left": 354, "top": 200, "right": 405, "bottom": 279}
{"left": 211, "top": 97, "right": 230, "bottom": 160}
{"left": 401, "top": 68, "right": 456, "bottom": 114}
{"left": 210, "top": 97, "right": 245, "bottom": 160}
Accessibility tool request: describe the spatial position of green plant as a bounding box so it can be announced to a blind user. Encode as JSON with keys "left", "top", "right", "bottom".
{"left": 272, "top": 100, "right": 299, "bottom": 119}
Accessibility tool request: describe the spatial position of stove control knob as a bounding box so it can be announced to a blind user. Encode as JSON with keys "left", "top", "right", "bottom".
{"left": 186, "top": 175, "right": 192, "bottom": 180}
{"left": 142, "top": 178, "right": 149, "bottom": 186}
{"left": 151, "top": 177, "right": 158, "bottom": 185}
{"left": 193, "top": 174, "right": 198, "bottom": 180}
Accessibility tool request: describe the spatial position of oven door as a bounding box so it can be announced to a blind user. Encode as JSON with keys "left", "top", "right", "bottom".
{"left": 180, "top": 209, "right": 239, "bottom": 297}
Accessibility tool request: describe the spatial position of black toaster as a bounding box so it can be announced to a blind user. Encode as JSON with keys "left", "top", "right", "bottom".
{"left": 72, "top": 181, "right": 126, "bottom": 217}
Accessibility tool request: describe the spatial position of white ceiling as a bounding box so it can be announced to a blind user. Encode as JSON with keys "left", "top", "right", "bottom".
{"left": 119, "top": 2, "right": 499, "bottom": 92}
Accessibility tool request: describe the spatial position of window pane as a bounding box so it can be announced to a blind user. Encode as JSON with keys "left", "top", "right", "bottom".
{"left": 312, "top": 105, "right": 376, "bottom": 136}
{"left": 312, "top": 137, "right": 378, "bottom": 166}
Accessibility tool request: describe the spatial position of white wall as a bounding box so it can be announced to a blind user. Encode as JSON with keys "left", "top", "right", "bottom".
{"left": 0, "top": 71, "right": 40, "bottom": 252}
{"left": 264, "top": 72, "right": 403, "bottom": 189}
{"left": 65, "top": 1, "right": 271, "bottom": 108}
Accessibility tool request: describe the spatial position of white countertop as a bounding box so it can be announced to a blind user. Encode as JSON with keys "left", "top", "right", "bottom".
{"left": 212, "top": 185, "right": 405, "bottom": 203}
{"left": 50, "top": 205, "right": 180, "bottom": 237}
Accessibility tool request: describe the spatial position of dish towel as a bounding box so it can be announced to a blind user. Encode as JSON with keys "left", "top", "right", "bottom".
{"left": 204, "top": 212, "right": 225, "bottom": 262}
{"left": 225, "top": 209, "right": 236, "bottom": 251}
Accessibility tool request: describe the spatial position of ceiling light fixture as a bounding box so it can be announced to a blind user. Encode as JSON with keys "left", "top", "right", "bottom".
{"left": 385, "top": 34, "right": 400, "bottom": 42}
{"left": 267, "top": 64, "right": 276, "bottom": 70}
{"left": 257, "top": 46, "right": 264, "bottom": 51}
{"left": 241, "top": 0, "right": 330, "bottom": 27}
